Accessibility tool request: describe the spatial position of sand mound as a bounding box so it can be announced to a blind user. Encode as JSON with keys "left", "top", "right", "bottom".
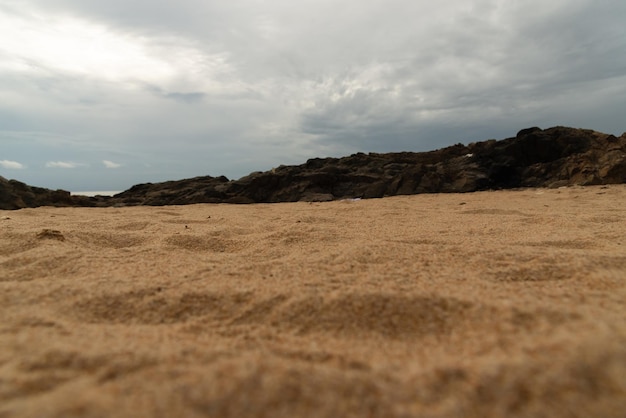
{"left": 1, "top": 185, "right": 625, "bottom": 417}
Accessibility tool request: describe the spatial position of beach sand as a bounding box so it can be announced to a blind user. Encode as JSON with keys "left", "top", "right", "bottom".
{"left": 1, "top": 185, "right": 625, "bottom": 417}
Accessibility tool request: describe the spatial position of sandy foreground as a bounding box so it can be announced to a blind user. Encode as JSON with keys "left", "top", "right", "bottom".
{"left": 1, "top": 185, "right": 625, "bottom": 417}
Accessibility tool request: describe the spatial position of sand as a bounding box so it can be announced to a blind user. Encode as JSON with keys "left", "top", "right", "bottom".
{"left": 1, "top": 185, "right": 625, "bottom": 417}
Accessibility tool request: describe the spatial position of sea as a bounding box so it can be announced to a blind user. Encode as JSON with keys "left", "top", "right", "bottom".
{"left": 71, "top": 191, "right": 123, "bottom": 197}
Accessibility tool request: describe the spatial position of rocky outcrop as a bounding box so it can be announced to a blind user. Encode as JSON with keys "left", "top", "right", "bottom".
{"left": 2, "top": 126, "right": 625, "bottom": 209}
{"left": 113, "top": 176, "right": 232, "bottom": 206}
{"left": 110, "top": 126, "right": 625, "bottom": 206}
{"left": 0, "top": 177, "right": 97, "bottom": 210}
{"left": 471, "top": 126, "right": 626, "bottom": 189}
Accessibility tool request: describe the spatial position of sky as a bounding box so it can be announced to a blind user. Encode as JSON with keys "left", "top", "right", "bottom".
{"left": 1, "top": 0, "right": 625, "bottom": 191}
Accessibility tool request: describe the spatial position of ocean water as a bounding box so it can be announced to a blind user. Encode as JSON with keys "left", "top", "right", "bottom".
{"left": 71, "top": 191, "right": 122, "bottom": 197}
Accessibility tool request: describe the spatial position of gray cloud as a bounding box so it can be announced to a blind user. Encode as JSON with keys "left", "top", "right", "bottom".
{"left": 1, "top": 0, "right": 625, "bottom": 190}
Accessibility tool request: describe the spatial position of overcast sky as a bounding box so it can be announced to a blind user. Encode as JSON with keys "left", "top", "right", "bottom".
{"left": 1, "top": 0, "right": 625, "bottom": 191}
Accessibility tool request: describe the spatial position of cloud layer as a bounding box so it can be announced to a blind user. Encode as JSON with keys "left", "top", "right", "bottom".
{"left": 1, "top": 0, "right": 625, "bottom": 190}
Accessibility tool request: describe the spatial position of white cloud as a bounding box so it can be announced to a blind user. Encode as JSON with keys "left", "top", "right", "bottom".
{"left": 45, "top": 161, "right": 83, "bottom": 169}
{"left": 103, "top": 160, "right": 121, "bottom": 168}
{"left": 0, "top": 9, "right": 170, "bottom": 83}
{"left": 0, "top": 3, "right": 235, "bottom": 96}
{"left": 0, "top": 159, "right": 25, "bottom": 169}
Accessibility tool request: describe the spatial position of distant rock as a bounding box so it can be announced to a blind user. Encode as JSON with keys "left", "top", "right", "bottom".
{"left": 2, "top": 126, "right": 625, "bottom": 209}
{"left": 0, "top": 177, "right": 98, "bottom": 210}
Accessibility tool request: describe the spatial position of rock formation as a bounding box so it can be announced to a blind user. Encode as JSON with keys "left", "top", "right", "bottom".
{"left": 0, "top": 178, "right": 94, "bottom": 210}
{"left": 2, "top": 126, "right": 625, "bottom": 209}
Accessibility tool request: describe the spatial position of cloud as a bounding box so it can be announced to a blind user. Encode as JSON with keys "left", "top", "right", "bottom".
{"left": 103, "top": 160, "right": 121, "bottom": 168}
{"left": 0, "top": 159, "right": 25, "bottom": 169}
{"left": 1, "top": 0, "right": 625, "bottom": 192}
{"left": 45, "top": 161, "right": 84, "bottom": 168}
{"left": 0, "top": 5, "right": 182, "bottom": 84}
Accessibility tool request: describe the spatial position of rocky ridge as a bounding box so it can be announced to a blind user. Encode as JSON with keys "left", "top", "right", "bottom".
{"left": 1, "top": 126, "right": 625, "bottom": 210}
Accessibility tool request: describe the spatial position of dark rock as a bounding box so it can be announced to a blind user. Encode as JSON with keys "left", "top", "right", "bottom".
{"left": 516, "top": 127, "right": 542, "bottom": 138}
{"left": 2, "top": 126, "right": 625, "bottom": 209}
{"left": 108, "top": 127, "right": 622, "bottom": 205}
{"left": 0, "top": 176, "right": 101, "bottom": 210}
